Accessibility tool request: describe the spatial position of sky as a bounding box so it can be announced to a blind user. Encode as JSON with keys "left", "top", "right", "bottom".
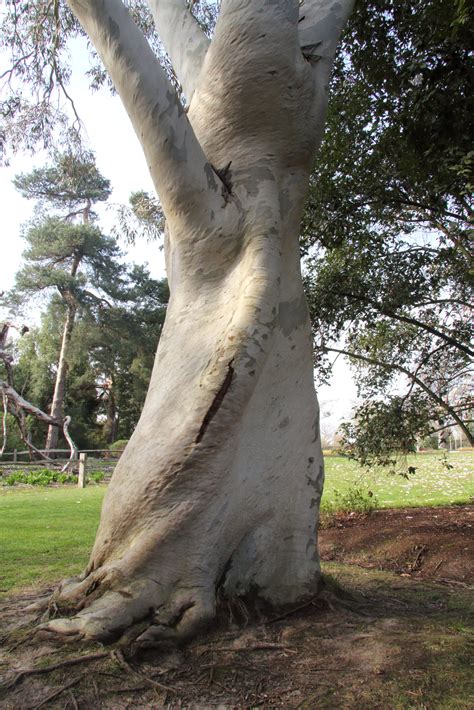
{"left": 0, "top": 37, "right": 358, "bottom": 435}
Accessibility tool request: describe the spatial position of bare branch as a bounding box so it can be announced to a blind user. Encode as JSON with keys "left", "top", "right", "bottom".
{"left": 0, "top": 380, "right": 79, "bottom": 465}
{"left": 1, "top": 392, "right": 7, "bottom": 456}
{"left": 62, "top": 415, "right": 78, "bottom": 471}
{"left": 1, "top": 381, "right": 59, "bottom": 427}
{"left": 66, "top": 0, "right": 221, "bottom": 223}
{"left": 147, "top": 0, "right": 210, "bottom": 101}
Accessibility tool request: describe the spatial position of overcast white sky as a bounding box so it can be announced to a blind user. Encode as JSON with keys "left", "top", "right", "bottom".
{"left": 0, "top": 38, "right": 358, "bottom": 432}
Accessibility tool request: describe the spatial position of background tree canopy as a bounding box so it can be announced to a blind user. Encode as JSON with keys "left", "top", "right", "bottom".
{"left": 9, "top": 268, "right": 168, "bottom": 450}
{"left": 302, "top": 0, "right": 473, "bottom": 464}
{"left": 1, "top": 151, "right": 168, "bottom": 452}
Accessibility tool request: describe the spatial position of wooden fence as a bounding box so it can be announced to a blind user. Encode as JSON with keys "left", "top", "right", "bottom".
{"left": 1, "top": 448, "right": 124, "bottom": 462}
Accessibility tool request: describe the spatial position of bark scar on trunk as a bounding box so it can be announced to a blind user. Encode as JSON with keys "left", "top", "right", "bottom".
{"left": 196, "top": 359, "right": 234, "bottom": 443}
{"left": 212, "top": 162, "right": 233, "bottom": 204}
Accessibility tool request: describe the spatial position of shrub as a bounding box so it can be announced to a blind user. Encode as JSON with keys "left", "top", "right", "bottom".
{"left": 320, "top": 485, "right": 378, "bottom": 527}
{"left": 108, "top": 439, "right": 128, "bottom": 452}
{"left": 1, "top": 469, "right": 75, "bottom": 487}
{"left": 88, "top": 471, "right": 105, "bottom": 484}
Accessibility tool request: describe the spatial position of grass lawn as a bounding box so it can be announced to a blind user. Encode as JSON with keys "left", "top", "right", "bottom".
{"left": 323, "top": 451, "right": 474, "bottom": 509}
{"left": 0, "top": 486, "right": 105, "bottom": 597}
{"left": 0, "top": 451, "right": 472, "bottom": 597}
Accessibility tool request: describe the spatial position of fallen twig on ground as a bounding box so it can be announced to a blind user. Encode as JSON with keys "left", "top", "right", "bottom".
{"left": 265, "top": 599, "right": 317, "bottom": 625}
{"left": 208, "top": 642, "right": 295, "bottom": 653}
{"left": 30, "top": 674, "right": 84, "bottom": 709}
{"left": 1, "top": 651, "right": 109, "bottom": 690}
{"left": 409, "top": 545, "right": 428, "bottom": 572}
{"left": 67, "top": 689, "right": 79, "bottom": 710}
{"left": 437, "top": 578, "right": 472, "bottom": 589}
{"left": 111, "top": 649, "right": 177, "bottom": 694}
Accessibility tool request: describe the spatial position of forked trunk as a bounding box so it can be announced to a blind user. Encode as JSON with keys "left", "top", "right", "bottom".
{"left": 44, "top": 0, "right": 354, "bottom": 645}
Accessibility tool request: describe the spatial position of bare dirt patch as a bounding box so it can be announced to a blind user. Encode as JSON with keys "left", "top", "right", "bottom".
{"left": 319, "top": 505, "right": 474, "bottom": 583}
{"left": 0, "top": 506, "right": 472, "bottom": 709}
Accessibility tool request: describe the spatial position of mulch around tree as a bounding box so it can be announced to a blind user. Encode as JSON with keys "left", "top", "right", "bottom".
{"left": 319, "top": 504, "right": 474, "bottom": 583}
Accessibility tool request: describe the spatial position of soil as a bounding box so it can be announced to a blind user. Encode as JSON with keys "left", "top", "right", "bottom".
{"left": 319, "top": 504, "right": 474, "bottom": 583}
{"left": 0, "top": 505, "right": 472, "bottom": 709}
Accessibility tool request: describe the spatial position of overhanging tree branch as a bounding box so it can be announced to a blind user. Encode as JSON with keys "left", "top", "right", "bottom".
{"left": 1, "top": 381, "right": 62, "bottom": 427}
{"left": 334, "top": 289, "right": 474, "bottom": 357}
{"left": 147, "top": 0, "right": 210, "bottom": 102}
{"left": 322, "top": 344, "right": 474, "bottom": 446}
{"left": 428, "top": 420, "right": 474, "bottom": 437}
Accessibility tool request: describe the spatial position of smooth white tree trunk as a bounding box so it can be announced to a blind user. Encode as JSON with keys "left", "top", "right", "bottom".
{"left": 44, "top": 0, "right": 354, "bottom": 645}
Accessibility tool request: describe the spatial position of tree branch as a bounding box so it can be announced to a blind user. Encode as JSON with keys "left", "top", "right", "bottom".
{"left": 147, "top": 0, "right": 210, "bottom": 102}
{"left": 298, "top": 0, "right": 355, "bottom": 81}
{"left": 0, "top": 381, "right": 78, "bottom": 467}
{"left": 399, "top": 343, "right": 447, "bottom": 408}
{"left": 412, "top": 299, "right": 473, "bottom": 310}
{"left": 322, "top": 345, "right": 474, "bottom": 446}
{"left": 334, "top": 289, "right": 474, "bottom": 358}
{"left": 1, "top": 381, "right": 59, "bottom": 427}
{"left": 66, "top": 0, "right": 220, "bottom": 222}
{"left": 62, "top": 415, "right": 78, "bottom": 471}
{"left": 1, "top": 392, "right": 7, "bottom": 456}
{"left": 428, "top": 420, "right": 474, "bottom": 437}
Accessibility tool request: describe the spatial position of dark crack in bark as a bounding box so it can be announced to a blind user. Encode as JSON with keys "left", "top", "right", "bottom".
{"left": 196, "top": 359, "right": 234, "bottom": 443}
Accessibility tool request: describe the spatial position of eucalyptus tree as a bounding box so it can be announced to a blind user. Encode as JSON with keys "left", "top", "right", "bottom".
{"left": 0, "top": 0, "right": 355, "bottom": 646}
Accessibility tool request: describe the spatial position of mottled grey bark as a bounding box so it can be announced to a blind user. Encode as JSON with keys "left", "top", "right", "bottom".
{"left": 43, "top": 0, "right": 354, "bottom": 645}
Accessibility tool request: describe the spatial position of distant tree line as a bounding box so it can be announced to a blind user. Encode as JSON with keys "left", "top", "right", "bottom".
{"left": 1, "top": 151, "right": 168, "bottom": 453}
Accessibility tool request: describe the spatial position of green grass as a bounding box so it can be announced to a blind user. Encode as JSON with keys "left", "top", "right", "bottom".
{"left": 323, "top": 451, "right": 474, "bottom": 509}
{"left": 0, "top": 451, "right": 472, "bottom": 598}
{"left": 0, "top": 486, "right": 105, "bottom": 597}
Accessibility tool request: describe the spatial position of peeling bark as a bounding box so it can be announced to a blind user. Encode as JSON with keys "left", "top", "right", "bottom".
{"left": 45, "top": 0, "right": 354, "bottom": 645}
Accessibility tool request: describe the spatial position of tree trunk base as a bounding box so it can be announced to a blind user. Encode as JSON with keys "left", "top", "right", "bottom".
{"left": 39, "top": 309, "right": 323, "bottom": 647}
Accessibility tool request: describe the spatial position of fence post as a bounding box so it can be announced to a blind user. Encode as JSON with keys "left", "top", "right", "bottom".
{"left": 78, "top": 453, "right": 87, "bottom": 488}
{"left": 13, "top": 449, "right": 17, "bottom": 463}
